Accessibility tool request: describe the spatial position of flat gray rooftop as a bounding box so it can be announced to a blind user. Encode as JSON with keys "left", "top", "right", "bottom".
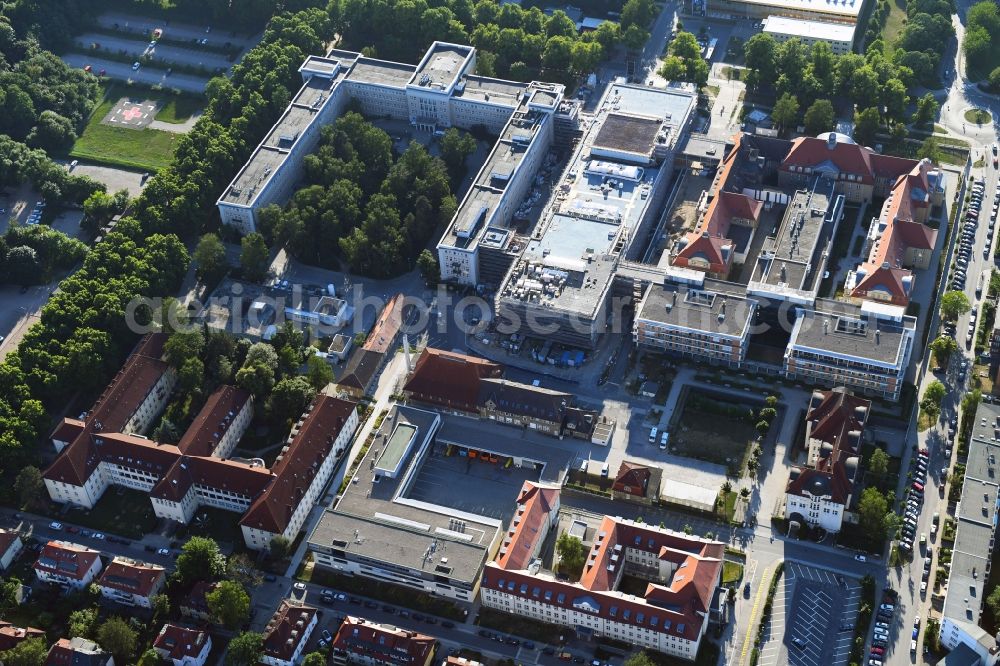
{"left": 637, "top": 281, "right": 755, "bottom": 339}
{"left": 302, "top": 55, "right": 339, "bottom": 76}
{"left": 413, "top": 43, "right": 471, "bottom": 89}
{"left": 592, "top": 113, "right": 662, "bottom": 158}
{"left": 789, "top": 307, "right": 914, "bottom": 365}
{"left": 348, "top": 57, "right": 415, "bottom": 88}
{"left": 602, "top": 84, "right": 694, "bottom": 128}
{"left": 751, "top": 177, "right": 840, "bottom": 295}
{"left": 221, "top": 76, "right": 341, "bottom": 206}
{"left": 681, "top": 133, "right": 728, "bottom": 161}
{"left": 308, "top": 511, "right": 489, "bottom": 585}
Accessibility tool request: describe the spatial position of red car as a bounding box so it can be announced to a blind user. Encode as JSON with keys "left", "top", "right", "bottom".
{"left": 871, "top": 647, "right": 885, "bottom": 655}
{"left": 83, "top": 64, "right": 92, "bottom": 72}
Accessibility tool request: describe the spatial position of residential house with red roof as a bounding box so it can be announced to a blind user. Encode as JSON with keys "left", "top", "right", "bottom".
{"left": 0, "top": 621, "right": 45, "bottom": 652}
{"left": 481, "top": 485, "right": 724, "bottom": 661}
{"left": 179, "top": 581, "right": 217, "bottom": 623}
{"left": 338, "top": 294, "right": 404, "bottom": 398}
{"left": 331, "top": 616, "right": 436, "bottom": 666}
{"left": 45, "top": 637, "right": 114, "bottom": 666}
{"left": 43, "top": 334, "right": 359, "bottom": 552}
{"left": 97, "top": 557, "right": 166, "bottom": 608}
{"left": 262, "top": 601, "right": 318, "bottom": 666}
{"left": 611, "top": 461, "right": 661, "bottom": 505}
{"left": 34, "top": 541, "right": 103, "bottom": 590}
{"left": 785, "top": 387, "right": 870, "bottom": 532}
{"left": 153, "top": 624, "right": 212, "bottom": 666}
{"left": 0, "top": 528, "right": 24, "bottom": 571}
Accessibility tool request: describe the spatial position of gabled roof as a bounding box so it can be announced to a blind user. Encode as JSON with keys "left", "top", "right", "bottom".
{"left": 332, "top": 616, "right": 435, "bottom": 665}
{"left": 45, "top": 637, "right": 113, "bottom": 666}
{"left": 51, "top": 418, "right": 85, "bottom": 444}
{"left": 153, "top": 624, "right": 210, "bottom": 661}
{"left": 43, "top": 334, "right": 171, "bottom": 487}
{"left": 180, "top": 581, "right": 216, "bottom": 615}
{"left": 0, "top": 621, "right": 45, "bottom": 652}
{"left": 806, "top": 387, "right": 869, "bottom": 459}
{"left": 403, "top": 347, "right": 502, "bottom": 412}
{"left": 675, "top": 232, "right": 733, "bottom": 269}
{"left": 98, "top": 557, "right": 165, "bottom": 598}
{"left": 495, "top": 481, "right": 560, "bottom": 570}
{"left": 176, "top": 385, "right": 251, "bottom": 457}
{"left": 263, "top": 601, "right": 317, "bottom": 663}
{"left": 786, "top": 462, "right": 853, "bottom": 504}
{"left": 849, "top": 264, "right": 913, "bottom": 305}
{"left": 339, "top": 348, "right": 385, "bottom": 393}
{"left": 612, "top": 462, "right": 651, "bottom": 496}
{"left": 241, "top": 395, "right": 357, "bottom": 535}
{"left": 149, "top": 455, "right": 272, "bottom": 504}
{"left": 781, "top": 134, "right": 875, "bottom": 183}
{"left": 34, "top": 541, "right": 102, "bottom": 581}
{"left": 477, "top": 378, "right": 571, "bottom": 423}
{"left": 363, "top": 293, "right": 404, "bottom": 354}
{"left": 0, "top": 528, "right": 21, "bottom": 557}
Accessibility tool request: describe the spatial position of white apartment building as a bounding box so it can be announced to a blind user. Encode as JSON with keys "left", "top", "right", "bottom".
{"left": 34, "top": 541, "right": 103, "bottom": 589}
{"left": 0, "top": 529, "right": 23, "bottom": 571}
{"left": 154, "top": 624, "right": 213, "bottom": 666}
{"left": 218, "top": 42, "right": 531, "bottom": 234}
{"left": 98, "top": 557, "right": 166, "bottom": 608}
{"left": 761, "top": 15, "right": 856, "bottom": 54}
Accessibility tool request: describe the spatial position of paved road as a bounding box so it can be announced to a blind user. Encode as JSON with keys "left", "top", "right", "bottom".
{"left": 62, "top": 53, "right": 209, "bottom": 93}
{"left": 75, "top": 32, "right": 233, "bottom": 72}
{"left": 95, "top": 11, "right": 259, "bottom": 48}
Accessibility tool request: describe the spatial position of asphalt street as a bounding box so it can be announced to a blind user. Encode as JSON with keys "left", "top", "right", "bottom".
{"left": 62, "top": 53, "right": 210, "bottom": 93}
{"left": 75, "top": 32, "right": 234, "bottom": 71}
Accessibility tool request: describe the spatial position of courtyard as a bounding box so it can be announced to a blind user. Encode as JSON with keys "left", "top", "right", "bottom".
{"left": 668, "top": 387, "right": 763, "bottom": 475}
{"left": 59, "top": 486, "right": 158, "bottom": 539}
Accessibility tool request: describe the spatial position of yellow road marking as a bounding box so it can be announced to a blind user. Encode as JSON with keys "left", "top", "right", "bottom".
{"left": 740, "top": 560, "right": 781, "bottom": 666}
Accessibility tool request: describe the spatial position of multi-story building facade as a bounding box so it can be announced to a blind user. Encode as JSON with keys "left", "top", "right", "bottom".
{"left": 46, "top": 637, "right": 114, "bottom": 666}
{"left": 262, "top": 601, "right": 318, "bottom": 666}
{"left": 34, "top": 541, "right": 103, "bottom": 590}
{"left": 97, "top": 557, "right": 166, "bottom": 608}
{"left": 218, "top": 42, "right": 539, "bottom": 234}
{"left": 761, "top": 16, "right": 856, "bottom": 53}
{"left": 784, "top": 301, "right": 916, "bottom": 401}
{"left": 331, "top": 617, "right": 436, "bottom": 666}
{"left": 784, "top": 388, "right": 869, "bottom": 533}
{"left": 481, "top": 483, "right": 724, "bottom": 661}
{"left": 939, "top": 401, "right": 1000, "bottom": 665}
{"left": 0, "top": 529, "right": 23, "bottom": 572}
{"left": 43, "top": 334, "right": 360, "bottom": 551}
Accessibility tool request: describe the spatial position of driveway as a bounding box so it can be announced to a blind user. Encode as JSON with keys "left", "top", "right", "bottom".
{"left": 62, "top": 53, "right": 209, "bottom": 93}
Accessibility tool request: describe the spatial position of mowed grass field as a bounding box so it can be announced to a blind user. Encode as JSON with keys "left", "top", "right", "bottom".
{"left": 70, "top": 83, "right": 204, "bottom": 171}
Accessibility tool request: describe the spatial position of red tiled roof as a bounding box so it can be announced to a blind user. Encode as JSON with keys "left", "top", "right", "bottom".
{"left": 403, "top": 348, "right": 502, "bottom": 412}
{"left": 674, "top": 232, "right": 733, "bottom": 273}
{"left": 34, "top": 541, "right": 102, "bottom": 581}
{"left": 332, "top": 616, "right": 435, "bottom": 665}
{"left": 0, "top": 621, "right": 45, "bottom": 652}
{"left": 150, "top": 455, "right": 272, "bottom": 504}
{"left": 263, "top": 601, "right": 317, "bottom": 663}
{"left": 849, "top": 159, "right": 937, "bottom": 305}
{"left": 363, "top": 294, "right": 404, "bottom": 354}
{"left": 807, "top": 388, "right": 869, "bottom": 466}
{"left": 98, "top": 557, "right": 165, "bottom": 598}
{"left": 0, "top": 528, "right": 20, "bottom": 557}
{"left": 612, "top": 462, "right": 650, "bottom": 496}
{"left": 489, "top": 508, "right": 723, "bottom": 642}
{"left": 51, "top": 418, "right": 85, "bottom": 444}
{"left": 181, "top": 581, "right": 216, "bottom": 616}
{"left": 495, "top": 482, "right": 560, "bottom": 570}
{"left": 787, "top": 463, "right": 853, "bottom": 504}
{"left": 153, "top": 623, "right": 210, "bottom": 661}
{"left": 45, "top": 637, "right": 112, "bottom": 666}
{"left": 176, "top": 385, "right": 251, "bottom": 457}
{"left": 241, "top": 395, "right": 357, "bottom": 535}
{"left": 781, "top": 135, "right": 876, "bottom": 184}
{"left": 44, "top": 333, "right": 171, "bottom": 486}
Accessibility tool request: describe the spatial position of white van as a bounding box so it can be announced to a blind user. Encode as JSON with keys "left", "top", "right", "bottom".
{"left": 660, "top": 431, "right": 670, "bottom": 450}
{"left": 649, "top": 427, "right": 658, "bottom": 443}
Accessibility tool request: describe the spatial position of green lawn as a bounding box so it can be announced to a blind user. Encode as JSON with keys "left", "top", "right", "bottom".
{"left": 174, "top": 505, "right": 246, "bottom": 550}
{"left": 882, "top": 0, "right": 908, "bottom": 46}
{"left": 723, "top": 560, "right": 744, "bottom": 585}
{"left": 70, "top": 84, "right": 203, "bottom": 171}
{"left": 966, "top": 108, "right": 992, "bottom": 125}
{"left": 59, "top": 487, "right": 158, "bottom": 539}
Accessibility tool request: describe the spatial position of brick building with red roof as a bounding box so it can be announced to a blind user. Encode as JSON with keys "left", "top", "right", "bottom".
{"left": 261, "top": 600, "right": 318, "bottom": 666}
{"left": 153, "top": 623, "right": 212, "bottom": 666}
{"left": 785, "top": 387, "right": 870, "bottom": 533}
{"left": 0, "top": 621, "right": 45, "bottom": 652}
{"left": 331, "top": 616, "right": 436, "bottom": 666}
{"left": 481, "top": 484, "right": 724, "bottom": 660}
{"left": 42, "top": 334, "right": 359, "bottom": 552}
